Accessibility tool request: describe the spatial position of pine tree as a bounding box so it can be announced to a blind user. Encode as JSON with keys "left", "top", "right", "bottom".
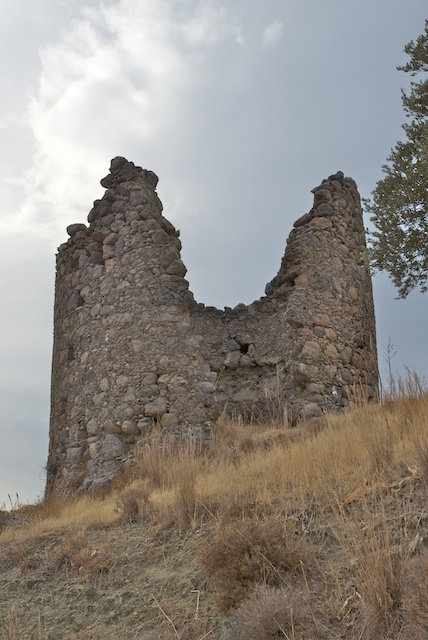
{"left": 365, "top": 20, "right": 428, "bottom": 297}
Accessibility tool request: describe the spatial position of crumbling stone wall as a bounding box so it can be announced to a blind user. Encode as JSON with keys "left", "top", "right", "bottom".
{"left": 47, "top": 158, "right": 378, "bottom": 494}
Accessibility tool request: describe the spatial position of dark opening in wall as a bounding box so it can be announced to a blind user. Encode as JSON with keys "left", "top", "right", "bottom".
{"left": 240, "top": 343, "right": 249, "bottom": 354}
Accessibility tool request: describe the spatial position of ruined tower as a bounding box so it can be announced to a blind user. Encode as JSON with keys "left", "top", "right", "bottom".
{"left": 47, "top": 158, "right": 378, "bottom": 494}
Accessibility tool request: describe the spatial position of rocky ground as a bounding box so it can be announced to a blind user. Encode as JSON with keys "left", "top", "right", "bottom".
{"left": 0, "top": 517, "right": 221, "bottom": 639}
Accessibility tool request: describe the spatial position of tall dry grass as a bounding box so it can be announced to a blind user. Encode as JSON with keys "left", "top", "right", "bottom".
{"left": 5, "top": 380, "right": 426, "bottom": 540}
{"left": 0, "top": 494, "right": 120, "bottom": 543}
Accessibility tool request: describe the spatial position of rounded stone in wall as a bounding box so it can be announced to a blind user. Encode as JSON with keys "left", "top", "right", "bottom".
{"left": 312, "top": 188, "right": 333, "bottom": 206}
{"left": 101, "top": 434, "right": 125, "bottom": 459}
{"left": 67, "top": 223, "right": 87, "bottom": 237}
{"left": 324, "top": 365, "right": 337, "bottom": 380}
{"left": 324, "top": 343, "right": 339, "bottom": 360}
{"left": 123, "top": 387, "right": 136, "bottom": 402}
{"left": 131, "top": 339, "right": 144, "bottom": 353}
{"left": 66, "top": 447, "right": 85, "bottom": 464}
{"left": 137, "top": 417, "right": 152, "bottom": 431}
{"left": 145, "top": 397, "right": 167, "bottom": 417}
{"left": 93, "top": 392, "right": 106, "bottom": 406}
{"left": 294, "top": 363, "right": 318, "bottom": 384}
{"left": 306, "top": 383, "right": 324, "bottom": 394}
{"left": 89, "top": 442, "right": 99, "bottom": 459}
{"left": 104, "top": 419, "right": 121, "bottom": 433}
{"left": 301, "top": 341, "right": 322, "bottom": 359}
{"left": 339, "top": 346, "right": 352, "bottom": 364}
{"left": 121, "top": 420, "right": 140, "bottom": 434}
{"left": 301, "top": 403, "right": 323, "bottom": 419}
{"left": 161, "top": 413, "right": 179, "bottom": 429}
{"left": 166, "top": 259, "right": 187, "bottom": 276}
{"left": 341, "top": 368, "right": 355, "bottom": 384}
{"left": 87, "top": 418, "right": 99, "bottom": 435}
{"left": 313, "top": 326, "right": 325, "bottom": 338}
{"left": 88, "top": 477, "right": 112, "bottom": 495}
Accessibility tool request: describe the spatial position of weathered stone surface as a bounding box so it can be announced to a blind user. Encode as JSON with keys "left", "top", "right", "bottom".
{"left": 101, "top": 435, "right": 124, "bottom": 459}
{"left": 301, "top": 341, "right": 322, "bottom": 359}
{"left": 224, "top": 352, "right": 241, "bottom": 369}
{"left": 121, "top": 420, "right": 139, "bottom": 435}
{"left": 301, "top": 403, "right": 323, "bottom": 419}
{"left": 144, "top": 397, "right": 167, "bottom": 417}
{"left": 66, "top": 447, "right": 84, "bottom": 464}
{"left": 87, "top": 477, "right": 112, "bottom": 495}
{"left": 137, "top": 418, "right": 152, "bottom": 431}
{"left": 47, "top": 159, "right": 379, "bottom": 494}
{"left": 67, "top": 223, "right": 87, "bottom": 237}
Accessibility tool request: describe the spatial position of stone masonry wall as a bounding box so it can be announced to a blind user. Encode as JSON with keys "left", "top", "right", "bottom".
{"left": 47, "top": 157, "right": 378, "bottom": 494}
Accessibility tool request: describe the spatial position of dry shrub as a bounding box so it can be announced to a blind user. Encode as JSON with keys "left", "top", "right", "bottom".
{"left": 2, "top": 529, "right": 112, "bottom": 583}
{"left": 134, "top": 442, "right": 172, "bottom": 489}
{"left": 223, "top": 584, "right": 319, "bottom": 640}
{"left": 200, "top": 519, "right": 310, "bottom": 612}
{"left": 116, "top": 481, "right": 151, "bottom": 522}
{"left": 121, "top": 392, "right": 428, "bottom": 531}
{"left": 52, "top": 531, "right": 112, "bottom": 577}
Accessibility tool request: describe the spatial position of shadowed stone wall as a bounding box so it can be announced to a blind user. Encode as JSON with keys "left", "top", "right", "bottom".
{"left": 47, "top": 158, "right": 378, "bottom": 494}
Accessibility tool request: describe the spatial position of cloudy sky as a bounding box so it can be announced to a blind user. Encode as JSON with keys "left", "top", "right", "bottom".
{"left": 1, "top": 0, "right": 427, "bottom": 504}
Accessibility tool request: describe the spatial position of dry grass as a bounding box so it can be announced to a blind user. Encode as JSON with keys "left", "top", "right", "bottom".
{"left": 2, "top": 377, "right": 428, "bottom": 638}
{"left": 0, "top": 494, "right": 120, "bottom": 543}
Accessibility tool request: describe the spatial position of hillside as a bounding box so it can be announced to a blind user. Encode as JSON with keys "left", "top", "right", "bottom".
{"left": 1, "top": 380, "right": 428, "bottom": 639}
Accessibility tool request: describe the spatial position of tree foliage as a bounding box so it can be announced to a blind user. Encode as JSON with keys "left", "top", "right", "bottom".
{"left": 366, "top": 20, "right": 428, "bottom": 297}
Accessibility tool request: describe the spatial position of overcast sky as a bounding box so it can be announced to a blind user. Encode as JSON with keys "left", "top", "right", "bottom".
{"left": 1, "top": 0, "right": 427, "bottom": 505}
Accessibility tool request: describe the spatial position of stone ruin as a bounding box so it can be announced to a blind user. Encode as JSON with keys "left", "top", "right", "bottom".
{"left": 46, "top": 157, "right": 379, "bottom": 494}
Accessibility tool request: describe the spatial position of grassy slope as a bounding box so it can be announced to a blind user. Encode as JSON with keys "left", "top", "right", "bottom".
{"left": 1, "top": 382, "right": 428, "bottom": 639}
